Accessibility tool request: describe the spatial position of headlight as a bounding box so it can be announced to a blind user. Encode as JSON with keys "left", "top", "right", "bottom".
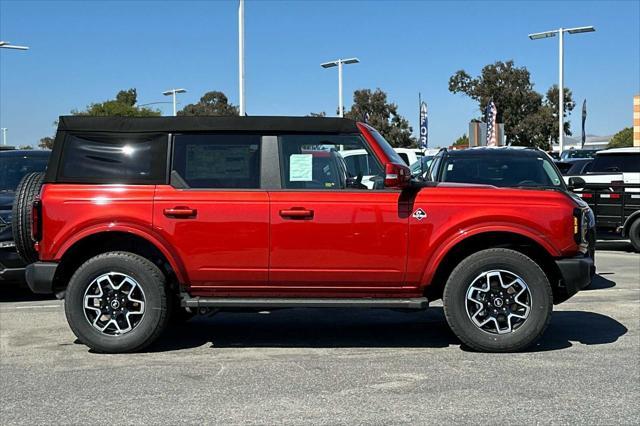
{"left": 573, "top": 207, "right": 594, "bottom": 250}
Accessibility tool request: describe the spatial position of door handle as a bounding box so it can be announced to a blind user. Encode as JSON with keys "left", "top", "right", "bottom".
{"left": 279, "top": 208, "right": 314, "bottom": 219}
{"left": 163, "top": 207, "right": 197, "bottom": 218}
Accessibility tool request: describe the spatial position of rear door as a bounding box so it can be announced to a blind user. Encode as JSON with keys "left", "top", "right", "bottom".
{"left": 268, "top": 133, "right": 409, "bottom": 292}
{"left": 153, "top": 134, "right": 269, "bottom": 295}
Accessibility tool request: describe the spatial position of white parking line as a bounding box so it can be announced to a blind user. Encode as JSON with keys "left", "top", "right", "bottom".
{"left": 14, "top": 305, "right": 61, "bottom": 309}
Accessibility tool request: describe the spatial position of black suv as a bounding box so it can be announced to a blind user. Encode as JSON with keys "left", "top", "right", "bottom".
{"left": 0, "top": 149, "right": 50, "bottom": 283}
{"left": 424, "top": 147, "right": 566, "bottom": 190}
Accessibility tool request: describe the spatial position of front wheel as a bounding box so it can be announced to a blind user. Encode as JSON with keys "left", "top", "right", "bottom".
{"left": 64, "top": 252, "right": 170, "bottom": 353}
{"left": 443, "top": 248, "right": 553, "bottom": 352}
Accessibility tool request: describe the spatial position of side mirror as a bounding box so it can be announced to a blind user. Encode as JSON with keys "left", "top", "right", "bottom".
{"left": 568, "top": 176, "right": 585, "bottom": 191}
{"left": 384, "top": 162, "right": 411, "bottom": 188}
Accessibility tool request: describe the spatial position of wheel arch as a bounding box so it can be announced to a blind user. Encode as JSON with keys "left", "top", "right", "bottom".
{"left": 622, "top": 211, "right": 640, "bottom": 237}
{"left": 423, "top": 231, "right": 564, "bottom": 304}
{"left": 52, "top": 230, "right": 186, "bottom": 296}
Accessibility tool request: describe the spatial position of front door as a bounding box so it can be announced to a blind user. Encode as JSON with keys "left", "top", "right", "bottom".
{"left": 268, "top": 134, "right": 409, "bottom": 292}
{"left": 153, "top": 133, "right": 269, "bottom": 295}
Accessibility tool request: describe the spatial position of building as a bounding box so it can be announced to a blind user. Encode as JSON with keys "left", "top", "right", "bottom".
{"left": 634, "top": 95, "right": 640, "bottom": 147}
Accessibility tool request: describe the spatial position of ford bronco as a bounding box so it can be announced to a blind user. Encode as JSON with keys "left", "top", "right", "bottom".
{"left": 15, "top": 116, "right": 595, "bottom": 353}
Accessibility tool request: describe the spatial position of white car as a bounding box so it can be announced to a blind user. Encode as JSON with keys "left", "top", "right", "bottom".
{"left": 340, "top": 149, "right": 380, "bottom": 189}
{"left": 565, "top": 147, "right": 640, "bottom": 189}
{"left": 393, "top": 148, "right": 424, "bottom": 166}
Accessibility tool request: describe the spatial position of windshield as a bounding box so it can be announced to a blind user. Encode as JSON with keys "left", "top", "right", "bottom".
{"left": 561, "top": 150, "right": 597, "bottom": 160}
{"left": 0, "top": 155, "right": 49, "bottom": 191}
{"left": 590, "top": 153, "right": 640, "bottom": 173}
{"left": 410, "top": 156, "right": 434, "bottom": 176}
{"left": 364, "top": 127, "right": 406, "bottom": 165}
{"left": 440, "top": 154, "right": 566, "bottom": 189}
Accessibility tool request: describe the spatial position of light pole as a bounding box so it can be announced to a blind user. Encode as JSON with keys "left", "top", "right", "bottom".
{"left": 1, "top": 128, "right": 7, "bottom": 146}
{"left": 238, "top": 0, "right": 245, "bottom": 116}
{"left": 321, "top": 58, "right": 360, "bottom": 117}
{"left": 529, "top": 26, "right": 595, "bottom": 154}
{"left": 0, "top": 41, "right": 29, "bottom": 50}
{"left": 162, "top": 89, "right": 187, "bottom": 116}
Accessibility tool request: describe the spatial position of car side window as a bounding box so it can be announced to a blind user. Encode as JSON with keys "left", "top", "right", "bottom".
{"left": 279, "top": 134, "right": 384, "bottom": 190}
{"left": 172, "top": 134, "right": 261, "bottom": 189}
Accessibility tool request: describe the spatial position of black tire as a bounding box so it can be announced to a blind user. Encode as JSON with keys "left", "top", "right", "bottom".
{"left": 64, "top": 251, "right": 170, "bottom": 353}
{"left": 11, "top": 171, "right": 44, "bottom": 264}
{"left": 443, "top": 248, "right": 553, "bottom": 352}
{"left": 629, "top": 218, "right": 640, "bottom": 252}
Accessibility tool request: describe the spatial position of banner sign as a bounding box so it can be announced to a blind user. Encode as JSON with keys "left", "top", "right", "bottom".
{"left": 419, "top": 102, "right": 428, "bottom": 148}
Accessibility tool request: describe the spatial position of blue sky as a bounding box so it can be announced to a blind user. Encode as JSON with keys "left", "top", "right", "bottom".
{"left": 1, "top": 0, "right": 638, "bottom": 148}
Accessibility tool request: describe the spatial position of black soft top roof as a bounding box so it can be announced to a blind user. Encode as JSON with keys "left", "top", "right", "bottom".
{"left": 57, "top": 115, "right": 360, "bottom": 134}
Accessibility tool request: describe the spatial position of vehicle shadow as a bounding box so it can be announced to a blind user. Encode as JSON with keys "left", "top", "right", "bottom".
{"left": 0, "top": 285, "right": 56, "bottom": 302}
{"left": 148, "top": 307, "right": 627, "bottom": 353}
{"left": 596, "top": 240, "right": 636, "bottom": 253}
{"left": 583, "top": 273, "right": 616, "bottom": 291}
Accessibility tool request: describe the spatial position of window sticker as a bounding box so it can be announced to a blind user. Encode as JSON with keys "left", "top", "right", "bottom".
{"left": 289, "top": 154, "right": 313, "bottom": 181}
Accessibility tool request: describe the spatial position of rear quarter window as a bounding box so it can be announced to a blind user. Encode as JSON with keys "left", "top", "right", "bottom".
{"left": 590, "top": 154, "right": 640, "bottom": 173}
{"left": 59, "top": 133, "right": 168, "bottom": 184}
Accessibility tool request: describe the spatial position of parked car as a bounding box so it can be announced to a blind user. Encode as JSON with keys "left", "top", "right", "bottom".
{"left": 393, "top": 148, "right": 424, "bottom": 166}
{"left": 15, "top": 116, "right": 594, "bottom": 353}
{"left": 410, "top": 154, "right": 436, "bottom": 178}
{"left": 555, "top": 159, "right": 593, "bottom": 176}
{"left": 560, "top": 148, "right": 598, "bottom": 161}
{"left": 565, "top": 147, "right": 640, "bottom": 250}
{"left": 0, "top": 149, "right": 50, "bottom": 284}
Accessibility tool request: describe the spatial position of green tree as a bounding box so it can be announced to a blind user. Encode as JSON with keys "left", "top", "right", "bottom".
{"left": 72, "top": 88, "right": 161, "bottom": 117}
{"left": 19, "top": 145, "right": 33, "bottom": 150}
{"left": 178, "top": 91, "right": 239, "bottom": 116}
{"left": 453, "top": 134, "right": 469, "bottom": 147}
{"left": 344, "top": 88, "right": 416, "bottom": 148}
{"left": 449, "top": 60, "right": 574, "bottom": 148}
{"left": 38, "top": 136, "right": 55, "bottom": 150}
{"left": 307, "top": 112, "right": 327, "bottom": 117}
{"left": 607, "top": 127, "right": 633, "bottom": 148}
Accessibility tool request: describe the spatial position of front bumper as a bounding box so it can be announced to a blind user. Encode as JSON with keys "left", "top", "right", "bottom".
{"left": 25, "top": 262, "right": 58, "bottom": 294}
{"left": 555, "top": 254, "right": 595, "bottom": 302}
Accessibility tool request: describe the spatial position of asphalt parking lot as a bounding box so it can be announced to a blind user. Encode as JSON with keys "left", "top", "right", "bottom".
{"left": 1, "top": 243, "right": 638, "bottom": 425}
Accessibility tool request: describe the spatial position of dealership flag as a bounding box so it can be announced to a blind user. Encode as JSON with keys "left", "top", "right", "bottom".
{"left": 485, "top": 100, "right": 498, "bottom": 146}
{"left": 419, "top": 101, "right": 428, "bottom": 149}
{"left": 581, "top": 99, "right": 587, "bottom": 148}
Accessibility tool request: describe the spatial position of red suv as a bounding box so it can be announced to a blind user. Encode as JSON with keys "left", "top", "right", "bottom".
{"left": 16, "top": 116, "right": 595, "bottom": 353}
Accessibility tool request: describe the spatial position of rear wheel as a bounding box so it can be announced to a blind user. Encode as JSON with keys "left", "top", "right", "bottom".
{"left": 443, "top": 248, "right": 553, "bottom": 352}
{"left": 64, "top": 251, "right": 169, "bottom": 353}
{"left": 12, "top": 171, "right": 44, "bottom": 264}
{"left": 629, "top": 218, "right": 640, "bottom": 252}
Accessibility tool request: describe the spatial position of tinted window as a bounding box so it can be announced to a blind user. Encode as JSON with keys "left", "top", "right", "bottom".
{"left": 0, "top": 153, "right": 49, "bottom": 191}
{"left": 410, "top": 156, "right": 434, "bottom": 177}
{"left": 398, "top": 153, "right": 410, "bottom": 165}
{"left": 172, "top": 134, "right": 261, "bottom": 189}
{"left": 60, "top": 133, "right": 167, "bottom": 184}
{"left": 279, "top": 134, "right": 384, "bottom": 190}
{"left": 440, "top": 155, "right": 564, "bottom": 188}
{"left": 590, "top": 154, "right": 640, "bottom": 173}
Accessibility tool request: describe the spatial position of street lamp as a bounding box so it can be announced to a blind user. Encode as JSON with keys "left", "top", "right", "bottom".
{"left": 238, "top": 0, "right": 246, "bottom": 116}
{"left": 1, "top": 128, "right": 7, "bottom": 146}
{"left": 321, "top": 57, "right": 360, "bottom": 117}
{"left": 529, "top": 26, "right": 595, "bottom": 154}
{"left": 0, "top": 41, "right": 29, "bottom": 50}
{"left": 162, "top": 89, "right": 187, "bottom": 116}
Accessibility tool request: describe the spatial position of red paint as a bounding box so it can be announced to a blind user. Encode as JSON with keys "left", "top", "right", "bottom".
{"left": 35, "top": 124, "right": 584, "bottom": 298}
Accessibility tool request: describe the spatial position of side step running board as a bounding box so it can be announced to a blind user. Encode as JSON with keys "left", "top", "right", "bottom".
{"left": 183, "top": 297, "right": 428, "bottom": 310}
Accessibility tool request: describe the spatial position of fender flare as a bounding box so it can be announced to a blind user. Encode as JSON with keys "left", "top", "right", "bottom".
{"left": 420, "top": 224, "right": 560, "bottom": 286}
{"left": 622, "top": 211, "right": 640, "bottom": 237}
{"left": 54, "top": 224, "right": 188, "bottom": 284}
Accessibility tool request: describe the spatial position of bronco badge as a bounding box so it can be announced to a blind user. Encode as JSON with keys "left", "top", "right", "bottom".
{"left": 412, "top": 208, "right": 427, "bottom": 221}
